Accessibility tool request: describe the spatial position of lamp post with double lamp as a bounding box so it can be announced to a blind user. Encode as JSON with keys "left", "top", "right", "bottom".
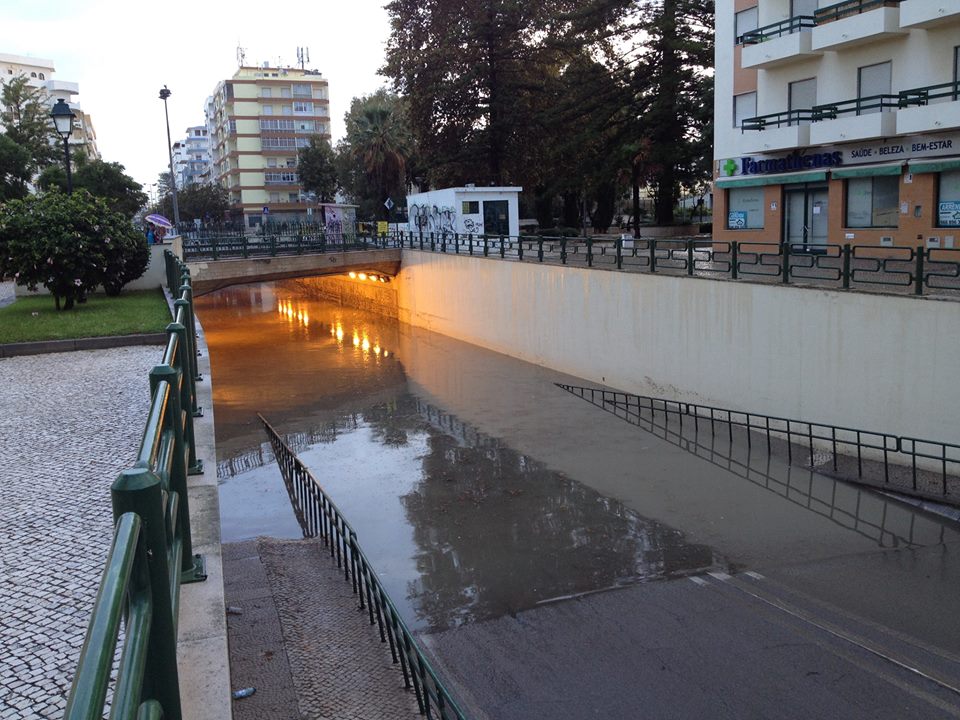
{"left": 50, "top": 98, "right": 75, "bottom": 194}
{"left": 159, "top": 85, "right": 181, "bottom": 229}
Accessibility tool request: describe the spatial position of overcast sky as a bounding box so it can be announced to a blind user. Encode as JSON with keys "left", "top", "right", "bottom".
{"left": 2, "top": 0, "right": 393, "bottom": 190}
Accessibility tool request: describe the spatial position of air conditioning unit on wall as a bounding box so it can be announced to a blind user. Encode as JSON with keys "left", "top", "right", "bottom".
{"left": 879, "top": 236, "right": 893, "bottom": 247}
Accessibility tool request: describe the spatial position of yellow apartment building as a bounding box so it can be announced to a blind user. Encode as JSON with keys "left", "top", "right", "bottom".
{"left": 207, "top": 64, "right": 331, "bottom": 228}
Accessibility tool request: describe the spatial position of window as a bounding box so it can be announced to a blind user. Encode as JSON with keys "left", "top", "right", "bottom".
{"left": 846, "top": 176, "right": 899, "bottom": 228}
{"left": 262, "top": 105, "right": 274, "bottom": 115}
{"left": 726, "top": 188, "right": 764, "bottom": 229}
{"left": 269, "top": 192, "right": 280, "bottom": 202}
{"left": 285, "top": 157, "right": 296, "bottom": 168}
{"left": 282, "top": 105, "right": 293, "bottom": 116}
{"left": 734, "top": 92, "right": 757, "bottom": 128}
{"left": 38, "top": 72, "right": 44, "bottom": 80}
{"left": 293, "top": 84, "right": 311, "bottom": 97}
{"left": 791, "top": 0, "right": 817, "bottom": 16}
{"left": 261, "top": 88, "right": 272, "bottom": 98}
{"left": 937, "top": 170, "right": 960, "bottom": 228}
{"left": 296, "top": 120, "right": 315, "bottom": 133}
{"left": 30, "top": 72, "right": 36, "bottom": 78}
{"left": 735, "top": 6, "right": 758, "bottom": 44}
{"left": 265, "top": 172, "right": 299, "bottom": 184}
{"left": 293, "top": 101, "right": 314, "bottom": 114}
{"left": 954, "top": 47, "right": 959, "bottom": 101}
{"left": 228, "top": 120, "right": 237, "bottom": 134}
{"left": 788, "top": 78, "right": 816, "bottom": 124}
{"left": 857, "top": 61, "right": 891, "bottom": 115}
{"left": 281, "top": 87, "right": 291, "bottom": 98}
{"left": 462, "top": 201, "right": 479, "bottom": 214}
{"left": 267, "top": 158, "right": 277, "bottom": 168}
{"left": 289, "top": 193, "right": 299, "bottom": 202}
{"left": 261, "top": 119, "right": 295, "bottom": 131}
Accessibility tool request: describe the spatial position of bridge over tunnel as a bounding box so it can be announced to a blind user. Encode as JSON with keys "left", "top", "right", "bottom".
{"left": 185, "top": 248, "right": 401, "bottom": 295}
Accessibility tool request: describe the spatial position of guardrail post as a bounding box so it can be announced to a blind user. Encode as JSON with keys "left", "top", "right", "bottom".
{"left": 538, "top": 237, "right": 544, "bottom": 262}
{"left": 687, "top": 239, "right": 695, "bottom": 276}
{"left": 430, "top": 232, "right": 435, "bottom": 252}
{"left": 149, "top": 366, "right": 205, "bottom": 583}
{"left": 586, "top": 237, "right": 593, "bottom": 267}
{"left": 468, "top": 233, "right": 474, "bottom": 256}
{"left": 483, "top": 235, "right": 489, "bottom": 257}
{"left": 561, "top": 237, "right": 567, "bottom": 264}
{"left": 781, "top": 242, "right": 791, "bottom": 283}
{"left": 731, "top": 241, "right": 739, "bottom": 279}
{"left": 500, "top": 235, "right": 506, "bottom": 258}
{"left": 616, "top": 238, "right": 623, "bottom": 269}
{"left": 111, "top": 468, "right": 183, "bottom": 720}
{"left": 915, "top": 245, "right": 925, "bottom": 296}
{"left": 454, "top": 233, "right": 459, "bottom": 254}
{"left": 419, "top": 231, "right": 424, "bottom": 250}
{"left": 441, "top": 233, "right": 446, "bottom": 253}
{"left": 649, "top": 239, "right": 657, "bottom": 273}
{"left": 167, "top": 318, "right": 203, "bottom": 473}
{"left": 842, "top": 243, "right": 852, "bottom": 289}
{"left": 518, "top": 237, "right": 524, "bottom": 261}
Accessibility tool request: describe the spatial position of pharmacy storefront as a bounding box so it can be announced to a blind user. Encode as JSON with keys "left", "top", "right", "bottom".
{"left": 714, "top": 133, "right": 960, "bottom": 249}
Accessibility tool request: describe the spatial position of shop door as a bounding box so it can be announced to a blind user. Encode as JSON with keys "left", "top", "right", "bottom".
{"left": 784, "top": 187, "right": 828, "bottom": 248}
{"left": 483, "top": 200, "right": 510, "bottom": 236}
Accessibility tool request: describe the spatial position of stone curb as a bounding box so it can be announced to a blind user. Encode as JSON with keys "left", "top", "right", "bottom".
{"left": 0, "top": 333, "right": 168, "bottom": 358}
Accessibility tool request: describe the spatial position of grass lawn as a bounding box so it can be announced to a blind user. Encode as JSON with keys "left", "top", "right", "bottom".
{"left": 0, "top": 288, "right": 171, "bottom": 344}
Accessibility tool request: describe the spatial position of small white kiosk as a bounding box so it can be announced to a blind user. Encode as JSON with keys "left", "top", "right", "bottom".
{"left": 407, "top": 186, "right": 522, "bottom": 237}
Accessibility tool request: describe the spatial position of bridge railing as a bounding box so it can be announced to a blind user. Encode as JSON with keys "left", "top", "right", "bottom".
{"left": 63, "top": 251, "right": 207, "bottom": 720}
{"left": 259, "top": 413, "right": 468, "bottom": 720}
{"left": 557, "top": 383, "right": 960, "bottom": 504}
{"left": 181, "top": 231, "right": 387, "bottom": 261}
{"left": 383, "top": 230, "right": 960, "bottom": 297}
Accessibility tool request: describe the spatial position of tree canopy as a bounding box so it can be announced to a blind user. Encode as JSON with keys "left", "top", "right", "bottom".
{"left": 298, "top": 135, "right": 339, "bottom": 203}
{"left": 38, "top": 156, "right": 148, "bottom": 219}
{"left": 0, "top": 134, "right": 32, "bottom": 201}
{"left": 1, "top": 75, "right": 57, "bottom": 171}
{"left": 153, "top": 182, "right": 230, "bottom": 224}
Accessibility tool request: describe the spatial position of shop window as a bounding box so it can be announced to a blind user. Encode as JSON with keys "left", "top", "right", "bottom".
{"left": 735, "top": 7, "right": 758, "bottom": 44}
{"left": 937, "top": 170, "right": 960, "bottom": 228}
{"left": 846, "top": 176, "right": 899, "bottom": 228}
{"left": 734, "top": 92, "right": 757, "bottom": 128}
{"left": 726, "top": 188, "right": 764, "bottom": 230}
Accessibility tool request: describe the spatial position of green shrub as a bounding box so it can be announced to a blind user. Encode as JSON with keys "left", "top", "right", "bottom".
{"left": 0, "top": 189, "right": 149, "bottom": 310}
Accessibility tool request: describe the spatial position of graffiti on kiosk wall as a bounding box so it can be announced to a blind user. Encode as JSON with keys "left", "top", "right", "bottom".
{"left": 409, "top": 204, "right": 459, "bottom": 235}
{"left": 325, "top": 207, "right": 344, "bottom": 243}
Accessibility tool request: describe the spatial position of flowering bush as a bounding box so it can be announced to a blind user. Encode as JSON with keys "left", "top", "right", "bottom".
{"left": 0, "top": 189, "right": 149, "bottom": 309}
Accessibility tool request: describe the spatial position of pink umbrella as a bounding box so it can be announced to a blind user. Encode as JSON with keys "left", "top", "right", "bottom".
{"left": 144, "top": 213, "right": 173, "bottom": 229}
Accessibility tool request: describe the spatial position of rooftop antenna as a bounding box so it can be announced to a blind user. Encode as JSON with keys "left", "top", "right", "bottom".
{"left": 297, "top": 46, "right": 310, "bottom": 70}
{"left": 237, "top": 44, "right": 246, "bottom": 67}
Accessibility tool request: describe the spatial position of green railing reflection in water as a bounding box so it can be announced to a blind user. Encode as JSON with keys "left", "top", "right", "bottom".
{"left": 259, "top": 413, "right": 469, "bottom": 720}
{"left": 63, "top": 251, "right": 206, "bottom": 720}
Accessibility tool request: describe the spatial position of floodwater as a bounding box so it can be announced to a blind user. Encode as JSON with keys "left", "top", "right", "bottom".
{"left": 197, "top": 280, "right": 960, "bottom": 650}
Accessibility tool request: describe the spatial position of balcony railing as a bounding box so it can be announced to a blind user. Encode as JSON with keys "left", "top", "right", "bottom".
{"left": 742, "top": 109, "right": 815, "bottom": 131}
{"left": 812, "top": 94, "right": 900, "bottom": 120}
{"left": 740, "top": 16, "right": 816, "bottom": 44}
{"left": 814, "top": 0, "right": 902, "bottom": 24}
{"left": 899, "top": 80, "right": 960, "bottom": 107}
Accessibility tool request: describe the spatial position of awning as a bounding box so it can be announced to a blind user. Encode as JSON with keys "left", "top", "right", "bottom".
{"left": 715, "top": 171, "right": 827, "bottom": 188}
{"left": 831, "top": 162, "right": 904, "bottom": 179}
{"left": 908, "top": 158, "right": 960, "bottom": 174}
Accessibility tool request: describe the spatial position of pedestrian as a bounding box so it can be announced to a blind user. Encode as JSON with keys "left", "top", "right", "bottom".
{"left": 146, "top": 226, "right": 155, "bottom": 245}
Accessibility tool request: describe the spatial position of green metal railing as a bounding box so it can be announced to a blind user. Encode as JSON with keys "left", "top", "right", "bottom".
{"left": 741, "top": 109, "right": 816, "bottom": 130}
{"left": 260, "top": 414, "right": 468, "bottom": 720}
{"left": 812, "top": 93, "right": 901, "bottom": 120}
{"left": 739, "top": 15, "right": 816, "bottom": 44}
{"left": 63, "top": 251, "right": 207, "bottom": 720}
{"left": 814, "top": 0, "right": 902, "bottom": 24}
{"left": 899, "top": 79, "right": 960, "bottom": 107}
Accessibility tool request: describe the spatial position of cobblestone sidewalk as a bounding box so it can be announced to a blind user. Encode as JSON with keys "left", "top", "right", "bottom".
{"left": 0, "top": 346, "right": 158, "bottom": 719}
{"left": 225, "top": 537, "right": 421, "bottom": 720}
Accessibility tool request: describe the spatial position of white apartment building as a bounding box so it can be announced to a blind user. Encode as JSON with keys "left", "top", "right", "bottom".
{"left": 0, "top": 53, "right": 99, "bottom": 160}
{"left": 713, "top": 1, "right": 960, "bottom": 249}
{"left": 173, "top": 125, "right": 212, "bottom": 188}
{"left": 206, "top": 64, "right": 331, "bottom": 227}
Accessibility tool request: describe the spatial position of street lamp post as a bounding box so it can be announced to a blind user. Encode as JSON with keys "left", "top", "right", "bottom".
{"left": 159, "top": 85, "right": 181, "bottom": 229}
{"left": 50, "top": 99, "right": 75, "bottom": 194}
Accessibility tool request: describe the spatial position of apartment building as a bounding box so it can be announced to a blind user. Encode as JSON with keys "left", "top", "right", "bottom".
{"left": 713, "top": 1, "right": 960, "bottom": 249}
{"left": 173, "top": 125, "right": 212, "bottom": 188}
{"left": 206, "top": 64, "right": 331, "bottom": 227}
{"left": 0, "top": 53, "right": 100, "bottom": 160}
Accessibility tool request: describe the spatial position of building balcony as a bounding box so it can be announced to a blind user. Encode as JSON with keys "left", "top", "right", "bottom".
{"left": 741, "top": 110, "right": 812, "bottom": 152}
{"left": 899, "top": 0, "right": 960, "bottom": 28}
{"left": 809, "top": 95, "right": 899, "bottom": 144}
{"left": 896, "top": 81, "right": 960, "bottom": 134}
{"left": 812, "top": 2, "right": 906, "bottom": 51}
{"left": 741, "top": 17, "right": 820, "bottom": 69}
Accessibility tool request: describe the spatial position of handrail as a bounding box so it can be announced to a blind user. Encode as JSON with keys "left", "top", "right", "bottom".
{"left": 814, "top": 0, "right": 902, "bottom": 24}
{"left": 740, "top": 15, "right": 815, "bottom": 44}
{"left": 260, "top": 413, "right": 469, "bottom": 720}
{"left": 812, "top": 94, "right": 901, "bottom": 120}
{"left": 557, "top": 384, "right": 960, "bottom": 504}
{"left": 63, "top": 251, "right": 207, "bottom": 720}
{"left": 899, "top": 80, "right": 960, "bottom": 107}
{"left": 741, "top": 109, "right": 816, "bottom": 130}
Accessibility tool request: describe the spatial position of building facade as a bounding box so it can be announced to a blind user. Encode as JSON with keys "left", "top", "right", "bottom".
{"left": 0, "top": 53, "right": 99, "bottom": 160}
{"left": 206, "top": 65, "right": 331, "bottom": 227}
{"left": 713, "top": 1, "right": 960, "bottom": 250}
{"left": 173, "top": 125, "right": 212, "bottom": 188}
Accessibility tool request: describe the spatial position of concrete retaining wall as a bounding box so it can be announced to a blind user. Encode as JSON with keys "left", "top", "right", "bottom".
{"left": 393, "top": 250, "right": 960, "bottom": 445}
{"left": 286, "top": 275, "right": 398, "bottom": 316}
